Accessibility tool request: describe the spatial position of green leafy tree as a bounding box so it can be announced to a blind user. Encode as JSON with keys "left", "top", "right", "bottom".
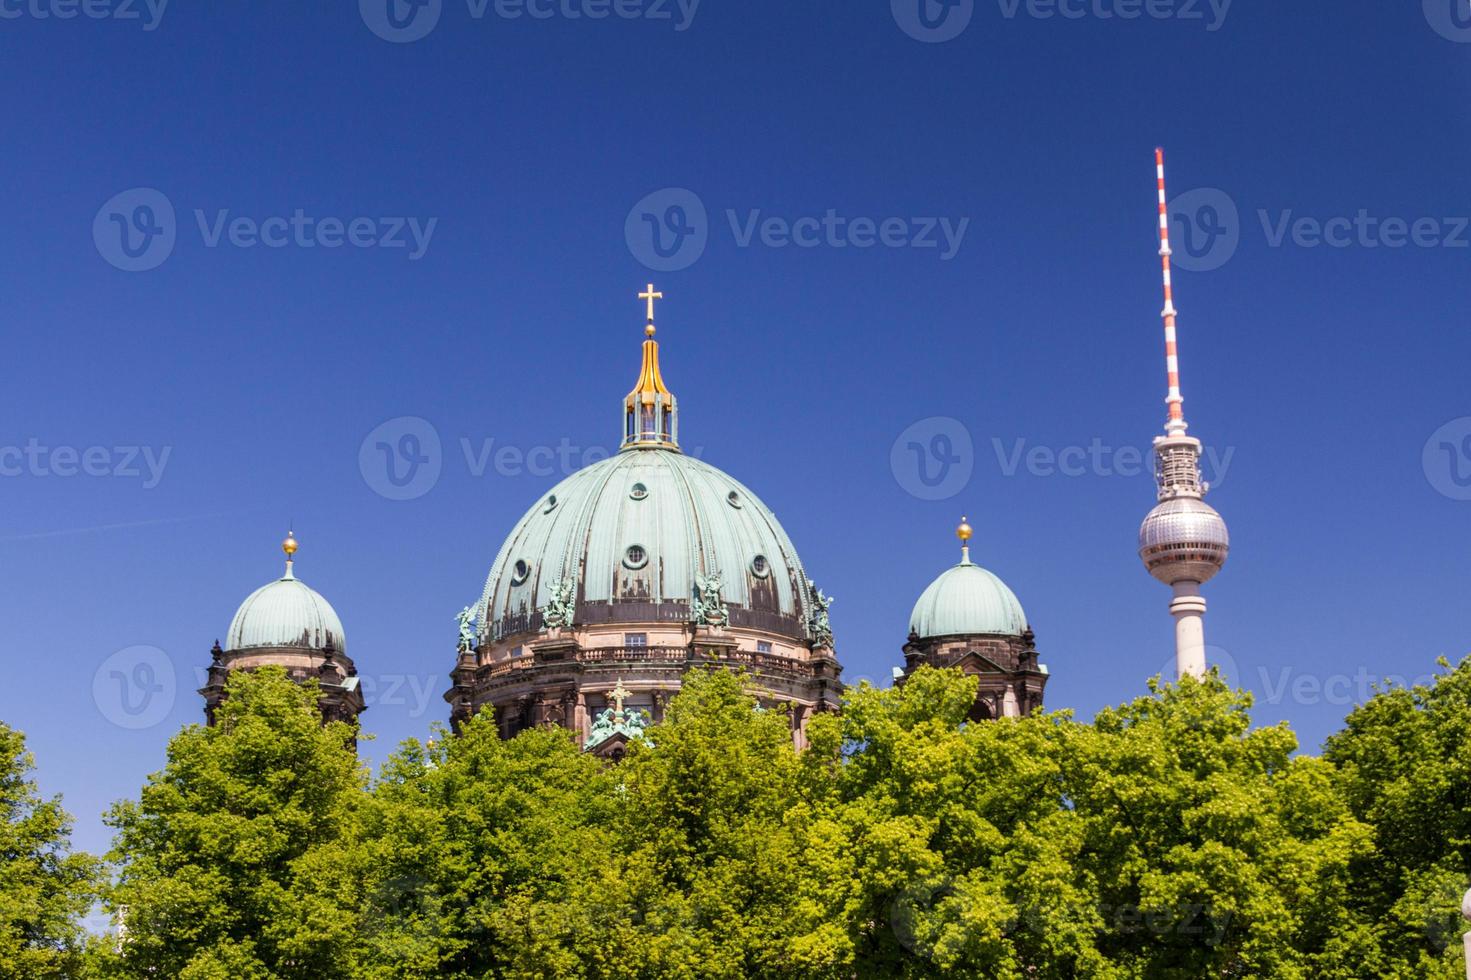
{"left": 96, "top": 666, "right": 366, "bottom": 980}
{"left": 0, "top": 722, "right": 98, "bottom": 979}
{"left": 349, "top": 669, "right": 833, "bottom": 980}
{"left": 1324, "top": 655, "right": 1471, "bottom": 978}
{"left": 802, "top": 667, "right": 1377, "bottom": 979}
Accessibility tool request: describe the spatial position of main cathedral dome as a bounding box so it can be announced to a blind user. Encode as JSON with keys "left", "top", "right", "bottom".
{"left": 477, "top": 447, "right": 815, "bottom": 642}
{"left": 446, "top": 286, "right": 842, "bottom": 748}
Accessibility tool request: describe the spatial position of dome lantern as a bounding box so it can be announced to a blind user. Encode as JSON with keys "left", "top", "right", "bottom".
{"left": 621, "top": 284, "right": 679, "bottom": 451}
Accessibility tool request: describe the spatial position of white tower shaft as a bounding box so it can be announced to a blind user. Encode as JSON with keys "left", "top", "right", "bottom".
{"left": 1171, "top": 581, "right": 1207, "bottom": 679}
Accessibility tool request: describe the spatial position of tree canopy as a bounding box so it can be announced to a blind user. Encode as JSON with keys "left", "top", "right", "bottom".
{"left": 0, "top": 723, "right": 97, "bottom": 979}
{"left": 8, "top": 656, "right": 1469, "bottom": 978}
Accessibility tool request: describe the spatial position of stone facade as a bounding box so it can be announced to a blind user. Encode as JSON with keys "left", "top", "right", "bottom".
{"left": 199, "top": 639, "right": 366, "bottom": 728}
{"left": 445, "top": 600, "right": 841, "bottom": 749}
{"left": 900, "top": 627, "right": 1048, "bottom": 719}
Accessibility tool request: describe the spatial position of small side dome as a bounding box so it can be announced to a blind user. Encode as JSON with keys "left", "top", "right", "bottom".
{"left": 225, "top": 534, "right": 347, "bottom": 653}
{"left": 909, "top": 562, "right": 1028, "bottom": 640}
{"left": 226, "top": 578, "right": 347, "bottom": 653}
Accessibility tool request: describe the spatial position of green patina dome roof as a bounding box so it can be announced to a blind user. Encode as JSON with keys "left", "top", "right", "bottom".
{"left": 908, "top": 560, "right": 1028, "bottom": 640}
{"left": 478, "top": 446, "right": 814, "bottom": 641}
{"left": 227, "top": 573, "right": 346, "bottom": 654}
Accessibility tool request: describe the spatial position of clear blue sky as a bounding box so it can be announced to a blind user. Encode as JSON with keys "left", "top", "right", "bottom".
{"left": 3, "top": 0, "right": 1469, "bottom": 852}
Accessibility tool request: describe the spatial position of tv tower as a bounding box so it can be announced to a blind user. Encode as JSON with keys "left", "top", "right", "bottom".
{"left": 1138, "top": 148, "right": 1230, "bottom": 680}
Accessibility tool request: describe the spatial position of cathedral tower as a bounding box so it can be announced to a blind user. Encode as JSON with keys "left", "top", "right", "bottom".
{"left": 899, "top": 519, "right": 1048, "bottom": 718}
{"left": 199, "top": 532, "right": 364, "bottom": 726}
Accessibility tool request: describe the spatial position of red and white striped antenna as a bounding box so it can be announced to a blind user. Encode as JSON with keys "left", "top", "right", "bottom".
{"left": 1155, "top": 147, "right": 1187, "bottom": 437}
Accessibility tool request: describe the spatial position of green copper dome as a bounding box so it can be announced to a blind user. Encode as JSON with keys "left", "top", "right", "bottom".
{"left": 477, "top": 446, "right": 816, "bottom": 641}
{"left": 908, "top": 560, "right": 1028, "bottom": 640}
{"left": 226, "top": 568, "right": 346, "bottom": 654}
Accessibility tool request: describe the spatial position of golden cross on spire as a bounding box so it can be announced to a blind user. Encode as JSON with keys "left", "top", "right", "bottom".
{"left": 608, "top": 678, "right": 632, "bottom": 715}
{"left": 639, "top": 283, "right": 663, "bottom": 329}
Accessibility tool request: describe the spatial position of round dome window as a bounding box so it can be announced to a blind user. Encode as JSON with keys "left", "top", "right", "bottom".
{"left": 623, "top": 545, "right": 649, "bottom": 570}
{"left": 751, "top": 555, "right": 769, "bottom": 578}
{"left": 727, "top": 491, "right": 742, "bottom": 509}
{"left": 543, "top": 495, "right": 558, "bottom": 513}
{"left": 630, "top": 482, "right": 649, "bottom": 501}
{"left": 511, "top": 560, "right": 531, "bottom": 585}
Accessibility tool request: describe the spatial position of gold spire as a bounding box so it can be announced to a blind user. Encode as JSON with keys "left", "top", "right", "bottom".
{"left": 628, "top": 284, "right": 671, "bottom": 398}
{"left": 957, "top": 517, "right": 973, "bottom": 564}
{"left": 622, "top": 285, "right": 679, "bottom": 450}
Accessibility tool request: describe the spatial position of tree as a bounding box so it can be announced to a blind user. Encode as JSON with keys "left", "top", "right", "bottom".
{"left": 341, "top": 712, "right": 617, "bottom": 980}
{"left": 348, "top": 669, "right": 830, "bottom": 980}
{"left": 801, "top": 667, "right": 1377, "bottom": 979}
{"left": 1324, "top": 655, "right": 1471, "bottom": 979}
{"left": 96, "top": 666, "right": 366, "bottom": 980}
{"left": 0, "top": 722, "right": 97, "bottom": 979}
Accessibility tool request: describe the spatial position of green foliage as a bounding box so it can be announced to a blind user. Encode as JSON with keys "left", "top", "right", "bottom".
{"left": 69, "top": 657, "right": 1471, "bottom": 979}
{"left": 0, "top": 723, "right": 98, "bottom": 979}
{"left": 1324, "top": 656, "right": 1471, "bottom": 978}
{"left": 96, "top": 666, "right": 366, "bottom": 980}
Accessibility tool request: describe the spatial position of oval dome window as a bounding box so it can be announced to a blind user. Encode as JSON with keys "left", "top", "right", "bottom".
{"left": 630, "top": 482, "right": 649, "bottom": 500}
{"left": 624, "top": 545, "right": 649, "bottom": 570}
{"left": 511, "top": 560, "right": 531, "bottom": 585}
{"left": 751, "top": 555, "right": 769, "bottom": 578}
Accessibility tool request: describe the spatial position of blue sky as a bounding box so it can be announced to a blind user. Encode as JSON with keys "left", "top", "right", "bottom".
{"left": 3, "top": 0, "right": 1469, "bottom": 851}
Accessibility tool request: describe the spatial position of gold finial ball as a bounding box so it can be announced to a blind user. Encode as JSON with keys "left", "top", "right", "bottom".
{"left": 645, "top": 322, "right": 656, "bottom": 338}
{"left": 282, "top": 532, "right": 299, "bottom": 558}
{"left": 956, "top": 517, "right": 973, "bottom": 543}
